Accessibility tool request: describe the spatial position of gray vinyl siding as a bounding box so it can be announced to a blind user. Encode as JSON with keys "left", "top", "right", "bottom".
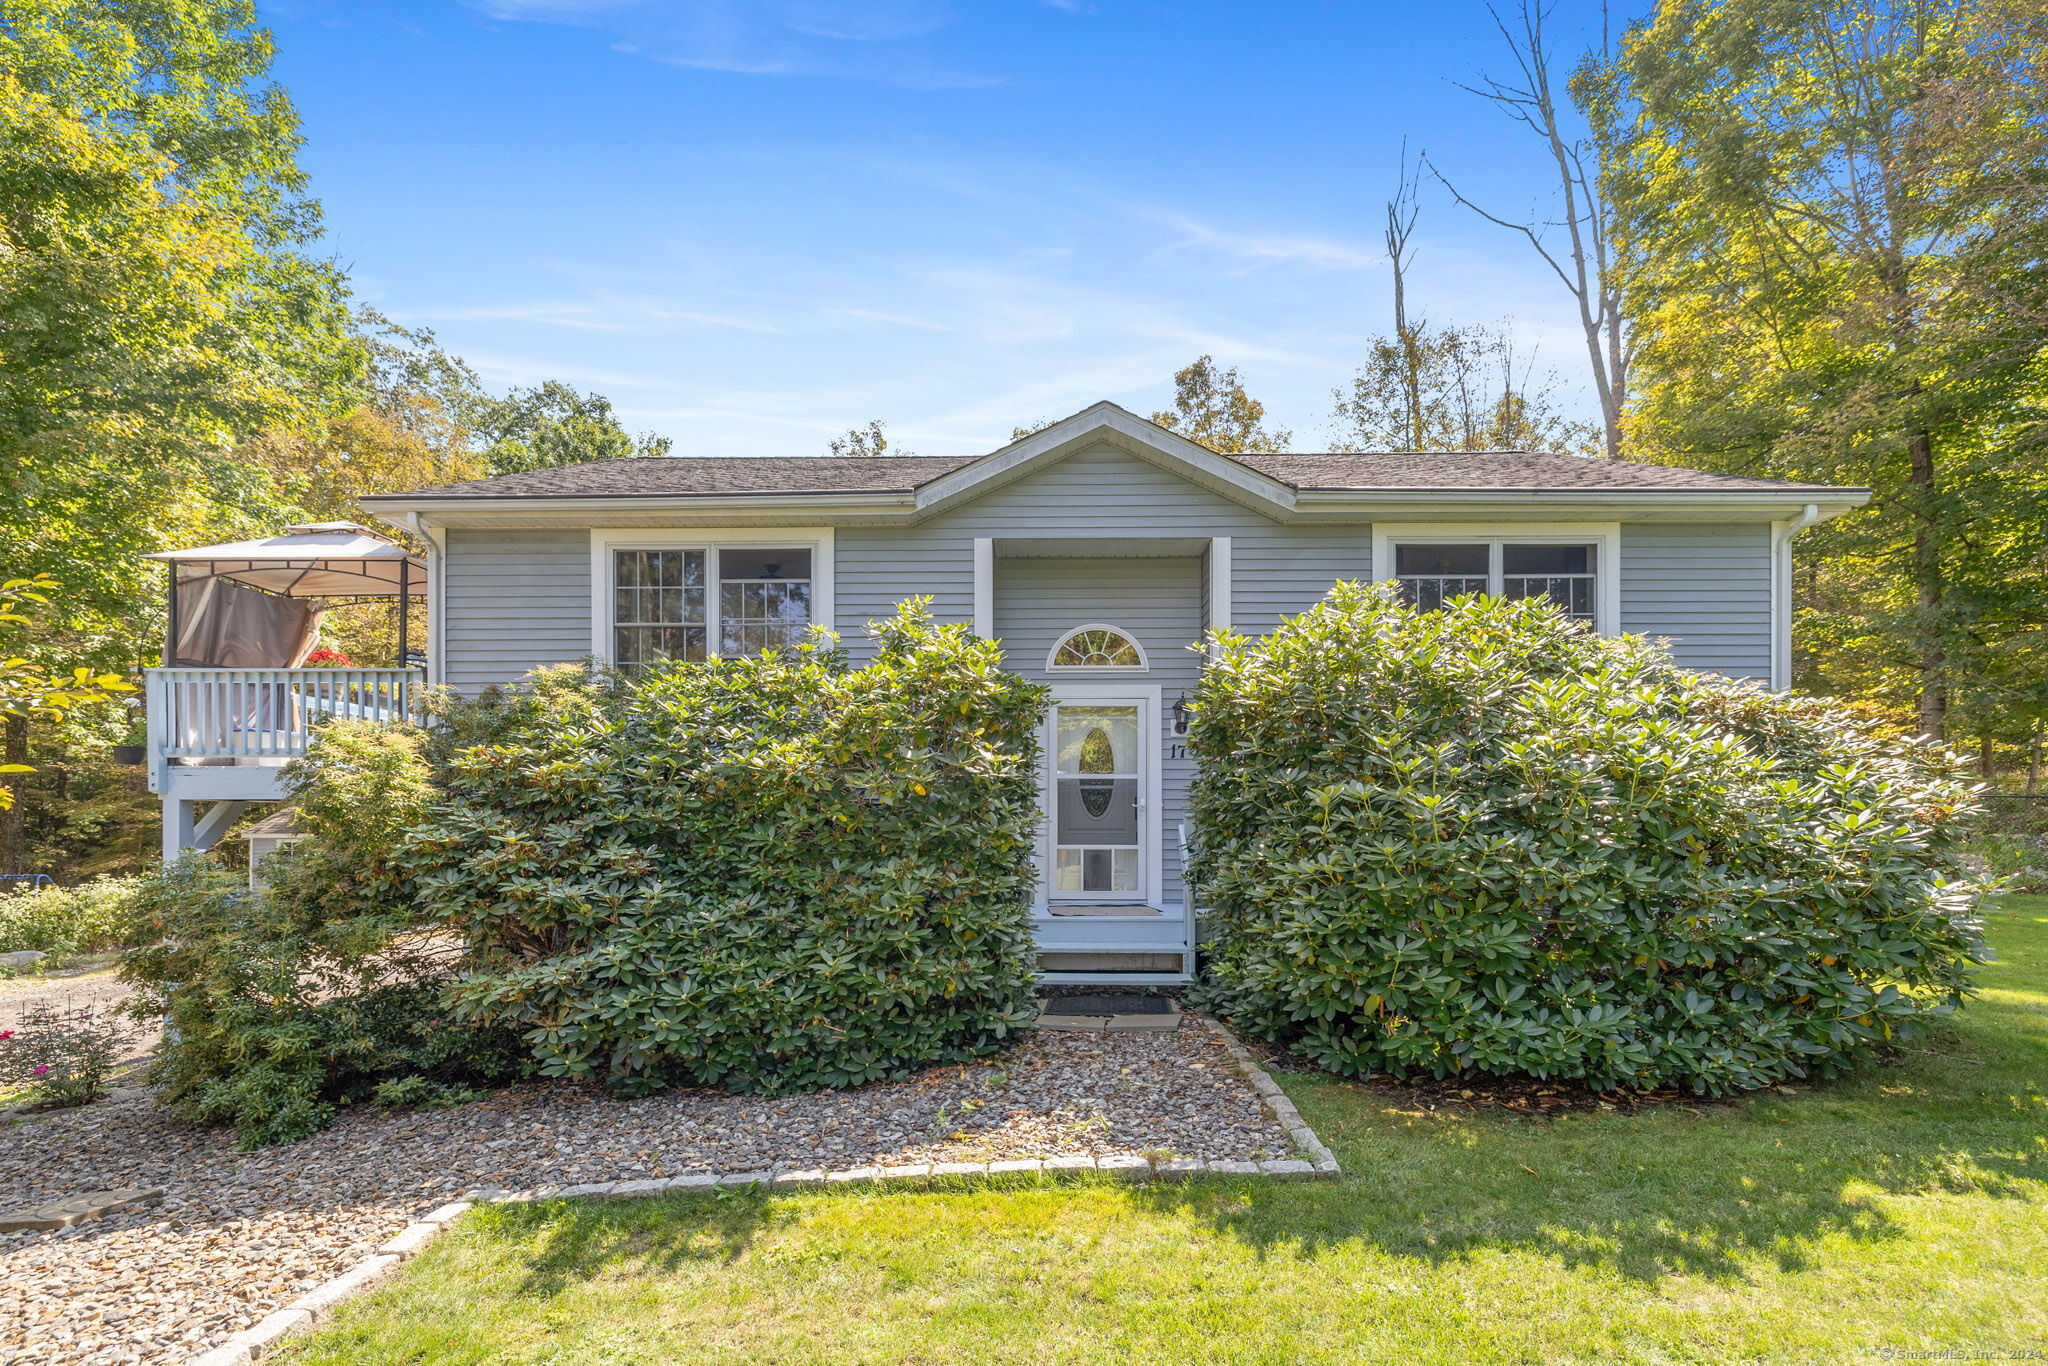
{"left": 1619, "top": 523, "right": 1774, "bottom": 679}
{"left": 1232, "top": 535, "right": 1371, "bottom": 636}
{"left": 834, "top": 442, "right": 1369, "bottom": 655}
{"left": 434, "top": 444, "right": 1780, "bottom": 698}
{"left": 834, "top": 528, "right": 972, "bottom": 638}
{"left": 440, "top": 527, "right": 591, "bottom": 692}
{"left": 994, "top": 557, "right": 1204, "bottom": 905}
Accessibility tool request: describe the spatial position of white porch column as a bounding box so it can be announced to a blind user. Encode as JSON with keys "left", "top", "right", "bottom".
{"left": 1770, "top": 503, "right": 1820, "bottom": 692}
{"left": 972, "top": 537, "right": 994, "bottom": 639}
{"left": 1207, "top": 536, "right": 1232, "bottom": 636}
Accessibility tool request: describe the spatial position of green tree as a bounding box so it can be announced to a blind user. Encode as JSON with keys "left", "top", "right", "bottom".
{"left": 827, "top": 419, "right": 908, "bottom": 457}
{"left": 243, "top": 314, "right": 488, "bottom": 524}
{"left": 0, "top": 1, "right": 360, "bottom": 866}
{"left": 1150, "top": 356, "right": 1292, "bottom": 453}
{"left": 0, "top": 0, "right": 361, "bottom": 669}
{"left": 1343, "top": 152, "right": 1598, "bottom": 455}
{"left": 472, "top": 380, "right": 672, "bottom": 475}
{"left": 1611, "top": 0, "right": 2048, "bottom": 744}
{"left": 1331, "top": 323, "right": 1598, "bottom": 453}
{"left": 2, "top": 577, "right": 133, "bottom": 873}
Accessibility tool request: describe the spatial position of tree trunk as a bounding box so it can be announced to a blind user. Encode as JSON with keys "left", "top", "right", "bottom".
{"left": 1909, "top": 430, "right": 1947, "bottom": 742}
{"left": 1603, "top": 309, "right": 1628, "bottom": 458}
{"left": 1391, "top": 255, "right": 1423, "bottom": 450}
{"left": 1980, "top": 732, "right": 1996, "bottom": 784}
{"left": 2028, "top": 730, "right": 2041, "bottom": 795}
{"left": 0, "top": 715, "right": 27, "bottom": 872}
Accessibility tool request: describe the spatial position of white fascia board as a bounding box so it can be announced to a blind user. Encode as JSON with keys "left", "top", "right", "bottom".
{"left": 912, "top": 403, "right": 1299, "bottom": 520}
{"left": 357, "top": 471, "right": 1868, "bottom": 531}
{"left": 1292, "top": 489, "right": 1868, "bottom": 523}
{"left": 355, "top": 491, "right": 919, "bottom": 528}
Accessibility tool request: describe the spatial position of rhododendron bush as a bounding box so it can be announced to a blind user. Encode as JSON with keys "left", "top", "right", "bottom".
{"left": 1188, "top": 582, "right": 1989, "bottom": 1094}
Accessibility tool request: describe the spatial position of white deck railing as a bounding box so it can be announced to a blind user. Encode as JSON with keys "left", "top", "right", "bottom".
{"left": 144, "top": 667, "right": 423, "bottom": 764}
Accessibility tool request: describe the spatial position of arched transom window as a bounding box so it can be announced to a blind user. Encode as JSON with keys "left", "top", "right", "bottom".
{"left": 1047, "top": 624, "right": 1148, "bottom": 671}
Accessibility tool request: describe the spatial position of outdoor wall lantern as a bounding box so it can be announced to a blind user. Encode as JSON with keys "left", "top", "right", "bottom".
{"left": 1172, "top": 693, "right": 1191, "bottom": 735}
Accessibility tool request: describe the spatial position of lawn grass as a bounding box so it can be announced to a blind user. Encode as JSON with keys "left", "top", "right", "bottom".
{"left": 279, "top": 900, "right": 2048, "bottom": 1365}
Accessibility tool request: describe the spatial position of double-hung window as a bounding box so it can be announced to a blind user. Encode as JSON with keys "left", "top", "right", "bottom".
{"left": 601, "top": 537, "right": 825, "bottom": 668}
{"left": 1499, "top": 544, "right": 1596, "bottom": 622}
{"left": 1388, "top": 537, "right": 1604, "bottom": 627}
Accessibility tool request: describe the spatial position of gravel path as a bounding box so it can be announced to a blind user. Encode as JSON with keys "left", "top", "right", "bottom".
{"left": 0, "top": 966, "right": 132, "bottom": 1022}
{"left": 1, "top": 1029, "right": 1293, "bottom": 1366}
{"left": 0, "top": 970, "right": 156, "bottom": 1078}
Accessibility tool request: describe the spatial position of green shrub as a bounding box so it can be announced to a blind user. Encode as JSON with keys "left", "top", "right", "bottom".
{"left": 0, "top": 875, "right": 143, "bottom": 956}
{"left": 1188, "top": 581, "right": 1990, "bottom": 1094}
{"left": 120, "top": 725, "right": 528, "bottom": 1147}
{"left": 402, "top": 600, "right": 1048, "bottom": 1096}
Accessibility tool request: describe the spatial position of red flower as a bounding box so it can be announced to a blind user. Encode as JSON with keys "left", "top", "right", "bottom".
{"left": 303, "top": 647, "right": 355, "bottom": 667}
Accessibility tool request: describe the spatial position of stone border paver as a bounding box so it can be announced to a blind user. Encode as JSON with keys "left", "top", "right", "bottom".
{"left": 1190, "top": 1013, "right": 1343, "bottom": 1175}
{"left": 172, "top": 1018, "right": 1340, "bottom": 1365}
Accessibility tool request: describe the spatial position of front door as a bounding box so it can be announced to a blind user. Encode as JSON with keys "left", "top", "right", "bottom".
{"left": 1046, "top": 693, "right": 1152, "bottom": 905}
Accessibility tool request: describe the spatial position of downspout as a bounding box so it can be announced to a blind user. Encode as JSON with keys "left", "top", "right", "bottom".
{"left": 1771, "top": 503, "right": 1821, "bottom": 692}
{"left": 388, "top": 511, "right": 445, "bottom": 688}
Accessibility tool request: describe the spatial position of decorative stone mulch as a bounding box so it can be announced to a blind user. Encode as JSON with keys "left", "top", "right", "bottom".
{"left": 1, "top": 1028, "right": 1305, "bottom": 1366}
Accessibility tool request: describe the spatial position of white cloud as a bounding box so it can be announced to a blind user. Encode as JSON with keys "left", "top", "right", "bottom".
{"left": 404, "top": 300, "right": 784, "bottom": 334}
{"left": 458, "top": 0, "right": 997, "bottom": 88}
{"left": 1123, "top": 203, "right": 1383, "bottom": 273}
{"left": 822, "top": 307, "right": 959, "bottom": 332}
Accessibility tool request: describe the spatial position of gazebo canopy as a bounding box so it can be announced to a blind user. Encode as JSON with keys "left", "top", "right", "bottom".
{"left": 144, "top": 522, "right": 424, "bottom": 598}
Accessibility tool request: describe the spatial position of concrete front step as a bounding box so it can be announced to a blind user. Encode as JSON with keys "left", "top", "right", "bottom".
{"left": 1035, "top": 1008, "right": 1183, "bottom": 1032}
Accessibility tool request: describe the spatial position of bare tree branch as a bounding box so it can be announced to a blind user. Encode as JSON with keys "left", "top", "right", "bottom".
{"left": 1435, "top": 0, "right": 1632, "bottom": 458}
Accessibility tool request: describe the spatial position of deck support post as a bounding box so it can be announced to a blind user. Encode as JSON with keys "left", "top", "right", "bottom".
{"left": 161, "top": 799, "right": 197, "bottom": 863}
{"left": 162, "top": 798, "right": 249, "bottom": 862}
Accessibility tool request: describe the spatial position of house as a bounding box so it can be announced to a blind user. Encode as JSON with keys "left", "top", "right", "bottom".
{"left": 142, "top": 403, "right": 1867, "bottom": 981}
{"left": 344, "top": 401, "right": 1868, "bottom": 984}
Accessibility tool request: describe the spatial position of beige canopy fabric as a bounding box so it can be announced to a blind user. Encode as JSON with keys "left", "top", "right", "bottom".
{"left": 171, "top": 577, "right": 323, "bottom": 669}
{"left": 144, "top": 522, "right": 425, "bottom": 598}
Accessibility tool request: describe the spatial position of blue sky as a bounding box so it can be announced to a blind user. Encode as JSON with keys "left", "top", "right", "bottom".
{"left": 267, "top": 0, "right": 1627, "bottom": 457}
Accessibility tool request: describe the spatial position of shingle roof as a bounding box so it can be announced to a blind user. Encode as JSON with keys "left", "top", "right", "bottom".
{"left": 367, "top": 455, "right": 983, "bottom": 500}
{"left": 363, "top": 448, "right": 1854, "bottom": 502}
{"left": 1234, "top": 451, "right": 1850, "bottom": 493}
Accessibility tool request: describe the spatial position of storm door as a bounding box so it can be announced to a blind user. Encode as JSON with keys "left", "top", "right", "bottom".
{"left": 1047, "top": 698, "right": 1150, "bottom": 903}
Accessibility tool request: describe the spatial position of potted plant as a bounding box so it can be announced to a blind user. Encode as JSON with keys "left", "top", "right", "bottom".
{"left": 109, "top": 707, "right": 147, "bottom": 766}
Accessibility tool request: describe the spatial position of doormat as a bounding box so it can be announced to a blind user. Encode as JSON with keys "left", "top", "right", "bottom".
{"left": 1042, "top": 992, "right": 1176, "bottom": 1016}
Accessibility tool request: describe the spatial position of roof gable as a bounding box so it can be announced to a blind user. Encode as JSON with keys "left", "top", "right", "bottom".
{"left": 908, "top": 402, "right": 1299, "bottom": 519}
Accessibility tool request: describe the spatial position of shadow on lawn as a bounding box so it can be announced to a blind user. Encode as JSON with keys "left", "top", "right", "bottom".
{"left": 1133, "top": 1047, "right": 2046, "bottom": 1286}
{"left": 1134, "top": 907, "right": 2048, "bottom": 1286}
{"left": 478, "top": 1188, "right": 776, "bottom": 1300}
